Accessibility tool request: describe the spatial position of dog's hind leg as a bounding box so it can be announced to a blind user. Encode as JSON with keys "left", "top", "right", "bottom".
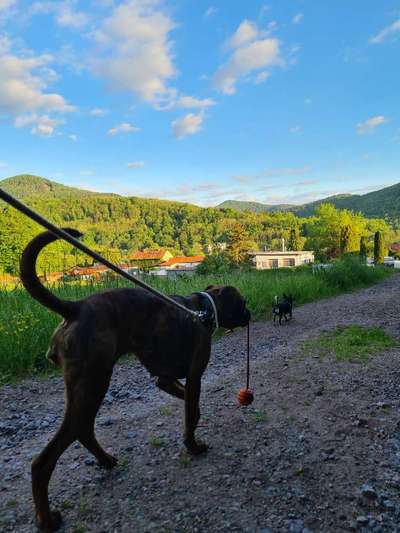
{"left": 32, "top": 356, "right": 115, "bottom": 531}
{"left": 77, "top": 367, "right": 117, "bottom": 469}
{"left": 32, "top": 415, "right": 76, "bottom": 531}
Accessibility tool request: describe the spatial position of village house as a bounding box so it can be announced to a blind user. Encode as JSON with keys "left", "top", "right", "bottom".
{"left": 129, "top": 249, "right": 173, "bottom": 269}
{"left": 249, "top": 250, "right": 315, "bottom": 270}
{"left": 150, "top": 256, "right": 205, "bottom": 277}
{"left": 67, "top": 264, "right": 109, "bottom": 280}
{"left": 43, "top": 271, "right": 64, "bottom": 283}
{"left": 67, "top": 263, "right": 140, "bottom": 280}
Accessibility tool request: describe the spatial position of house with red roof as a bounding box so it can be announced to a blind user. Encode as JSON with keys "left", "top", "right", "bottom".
{"left": 150, "top": 255, "right": 205, "bottom": 276}
{"left": 129, "top": 249, "right": 173, "bottom": 269}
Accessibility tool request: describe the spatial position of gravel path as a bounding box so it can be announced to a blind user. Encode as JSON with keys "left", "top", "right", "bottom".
{"left": 1, "top": 274, "right": 400, "bottom": 533}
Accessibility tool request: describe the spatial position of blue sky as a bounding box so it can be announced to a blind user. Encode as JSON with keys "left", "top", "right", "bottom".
{"left": 0, "top": 0, "right": 399, "bottom": 207}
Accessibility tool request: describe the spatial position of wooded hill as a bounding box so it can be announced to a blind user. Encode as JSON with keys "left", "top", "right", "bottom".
{"left": 0, "top": 175, "right": 394, "bottom": 274}
{"left": 218, "top": 182, "right": 400, "bottom": 221}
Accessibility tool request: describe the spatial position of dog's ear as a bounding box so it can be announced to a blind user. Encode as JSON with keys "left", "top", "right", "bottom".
{"left": 221, "top": 286, "right": 239, "bottom": 297}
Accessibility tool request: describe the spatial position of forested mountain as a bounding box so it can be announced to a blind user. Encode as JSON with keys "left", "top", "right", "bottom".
{"left": 0, "top": 174, "right": 101, "bottom": 199}
{"left": 217, "top": 200, "right": 293, "bottom": 213}
{"left": 217, "top": 183, "right": 400, "bottom": 221}
{"left": 0, "top": 175, "right": 394, "bottom": 274}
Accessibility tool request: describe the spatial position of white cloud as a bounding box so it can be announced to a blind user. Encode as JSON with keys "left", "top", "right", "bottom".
{"left": 356, "top": 115, "right": 387, "bottom": 135}
{"left": 290, "top": 125, "right": 302, "bottom": 133}
{"left": 225, "top": 19, "right": 260, "bottom": 50}
{"left": 107, "top": 122, "right": 140, "bottom": 135}
{"left": 36, "top": 116, "right": 63, "bottom": 137}
{"left": 56, "top": 5, "right": 88, "bottom": 29}
{"left": 127, "top": 161, "right": 145, "bottom": 168}
{"left": 15, "top": 113, "right": 64, "bottom": 136}
{"left": 292, "top": 13, "right": 303, "bottom": 25}
{"left": 254, "top": 71, "right": 270, "bottom": 84}
{"left": 176, "top": 96, "right": 215, "bottom": 109}
{"left": 172, "top": 112, "right": 203, "bottom": 139}
{"left": 204, "top": 6, "right": 217, "bottom": 18}
{"left": 69, "top": 134, "right": 77, "bottom": 141}
{"left": 90, "top": 0, "right": 177, "bottom": 107}
{"left": 90, "top": 107, "right": 108, "bottom": 117}
{"left": 0, "top": 36, "right": 75, "bottom": 134}
{"left": 214, "top": 20, "right": 283, "bottom": 94}
{"left": 0, "top": 0, "right": 16, "bottom": 10}
{"left": 370, "top": 18, "right": 400, "bottom": 44}
{"left": 31, "top": 1, "right": 89, "bottom": 29}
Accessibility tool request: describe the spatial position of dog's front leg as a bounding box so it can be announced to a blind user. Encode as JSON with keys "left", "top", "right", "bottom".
{"left": 184, "top": 376, "right": 207, "bottom": 455}
{"left": 157, "top": 377, "right": 201, "bottom": 427}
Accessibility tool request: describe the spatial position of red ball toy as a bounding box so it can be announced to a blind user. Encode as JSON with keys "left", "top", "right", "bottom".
{"left": 237, "top": 388, "right": 254, "bottom": 406}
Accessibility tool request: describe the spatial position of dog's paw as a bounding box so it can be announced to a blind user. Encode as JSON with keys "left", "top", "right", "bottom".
{"left": 184, "top": 440, "right": 208, "bottom": 456}
{"left": 36, "top": 509, "right": 62, "bottom": 532}
{"left": 98, "top": 452, "right": 118, "bottom": 469}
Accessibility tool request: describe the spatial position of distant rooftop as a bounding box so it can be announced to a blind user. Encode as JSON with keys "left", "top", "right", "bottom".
{"left": 160, "top": 256, "right": 204, "bottom": 266}
{"left": 130, "top": 249, "right": 170, "bottom": 261}
{"left": 249, "top": 250, "right": 314, "bottom": 256}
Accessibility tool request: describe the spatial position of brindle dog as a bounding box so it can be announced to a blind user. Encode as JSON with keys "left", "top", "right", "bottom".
{"left": 20, "top": 229, "right": 251, "bottom": 532}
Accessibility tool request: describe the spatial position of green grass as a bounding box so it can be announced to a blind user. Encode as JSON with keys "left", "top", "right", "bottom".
{"left": 149, "top": 436, "right": 164, "bottom": 447}
{"left": 302, "top": 325, "right": 398, "bottom": 362}
{"left": 0, "top": 257, "right": 392, "bottom": 384}
{"left": 250, "top": 409, "right": 268, "bottom": 423}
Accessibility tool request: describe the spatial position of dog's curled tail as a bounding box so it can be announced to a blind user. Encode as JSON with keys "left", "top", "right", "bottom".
{"left": 20, "top": 228, "right": 83, "bottom": 320}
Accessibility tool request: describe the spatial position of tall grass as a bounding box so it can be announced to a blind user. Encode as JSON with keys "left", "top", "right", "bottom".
{"left": 0, "top": 257, "right": 391, "bottom": 384}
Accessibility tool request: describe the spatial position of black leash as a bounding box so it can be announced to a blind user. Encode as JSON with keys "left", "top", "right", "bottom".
{"left": 0, "top": 188, "right": 200, "bottom": 321}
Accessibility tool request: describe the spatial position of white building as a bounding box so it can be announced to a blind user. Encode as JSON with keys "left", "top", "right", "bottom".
{"left": 249, "top": 250, "right": 314, "bottom": 270}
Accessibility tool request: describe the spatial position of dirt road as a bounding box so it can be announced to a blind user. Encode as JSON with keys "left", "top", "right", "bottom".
{"left": 1, "top": 274, "right": 400, "bottom": 532}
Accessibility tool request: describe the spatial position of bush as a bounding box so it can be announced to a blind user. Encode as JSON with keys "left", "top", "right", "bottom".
{"left": 320, "top": 255, "right": 387, "bottom": 290}
{"left": 196, "top": 252, "right": 233, "bottom": 275}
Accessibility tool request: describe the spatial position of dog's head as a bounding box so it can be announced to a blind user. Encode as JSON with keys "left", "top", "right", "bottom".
{"left": 204, "top": 285, "right": 251, "bottom": 329}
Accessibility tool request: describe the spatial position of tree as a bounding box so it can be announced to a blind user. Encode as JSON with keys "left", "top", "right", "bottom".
{"left": 196, "top": 252, "right": 232, "bottom": 274}
{"left": 359, "top": 236, "right": 368, "bottom": 261}
{"left": 288, "top": 228, "right": 301, "bottom": 251}
{"left": 340, "top": 225, "right": 351, "bottom": 255}
{"left": 374, "top": 231, "right": 385, "bottom": 264}
{"left": 226, "top": 222, "right": 254, "bottom": 265}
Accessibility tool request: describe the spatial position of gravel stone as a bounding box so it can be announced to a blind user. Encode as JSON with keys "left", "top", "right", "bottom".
{"left": 1, "top": 274, "right": 400, "bottom": 532}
